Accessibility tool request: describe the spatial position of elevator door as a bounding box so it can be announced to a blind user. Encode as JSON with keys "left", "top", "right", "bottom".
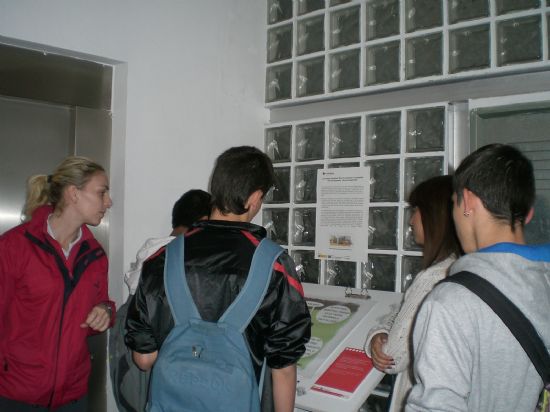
{"left": 0, "top": 95, "right": 112, "bottom": 412}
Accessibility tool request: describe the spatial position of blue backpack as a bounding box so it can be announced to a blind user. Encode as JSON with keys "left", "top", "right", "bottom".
{"left": 147, "top": 234, "right": 283, "bottom": 412}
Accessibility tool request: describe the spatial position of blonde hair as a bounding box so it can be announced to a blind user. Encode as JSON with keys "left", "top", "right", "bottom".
{"left": 23, "top": 156, "right": 105, "bottom": 221}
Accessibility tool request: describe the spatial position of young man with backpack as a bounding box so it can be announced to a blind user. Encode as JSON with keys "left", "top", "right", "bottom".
{"left": 110, "top": 189, "right": 211, "bottom": 412}
{"left": 406, "top": 144, "right": 550, "bottom": 411}
{"left": 125, "top": 146, "right": 311, "bottom": 412}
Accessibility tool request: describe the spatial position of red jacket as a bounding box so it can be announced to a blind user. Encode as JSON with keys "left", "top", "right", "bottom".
{"left": 0, "top": 206, "right": 115, "bottom": 409}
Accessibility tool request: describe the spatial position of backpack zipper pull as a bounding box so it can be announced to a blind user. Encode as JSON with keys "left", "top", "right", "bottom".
{"left": 192, "top": 346, "right": 203, "bottom": 358}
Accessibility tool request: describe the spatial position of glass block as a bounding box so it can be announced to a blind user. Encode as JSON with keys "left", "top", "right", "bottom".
{"left": 496, "top": 0, "right": 540, "bottom": 15}
{"left": 330, "top": 6, "right": 360, "bottom": 48}
{"left": 366, "top": 41, "right": 400, "bottom": 86}
{"left": 266, "top": 63, "right": 292, "bottom": 102}
{"left": 329, "top": 117, "right": 361, "bottom": 158}
{"left": 268, "top": 0, "right": 293, "bottom": 24}
{"left": 367, "top": 159, "right": 399, "bottom": 202}
{"left": 295, "top": 164, "right": 323, "bottom": 203}
{"left": 328, "top": 162, "right": 360, "bottom": 168}
{"left": 267, "top": 24, "right": 293, "bottom": 63}
{"left": 366, "top": 112, "right": 401, "bottom": 155}
{"left": 330, "top": 49, "right": 360, "bottom": 91}
{"left": 448, "top": 0, "right": 489, "bottom": 24}
{"left": 293, "top": 208, "right": 317, "bottom": 245}
{"left": 403, "top": 207, "right": 422, "bottom": 251}
{"left": 265, "top": 166, "right": 290, "bottom": 203}
{"left": 292, "top": 250, "right": 320, "bottom": 284}
{"left": 406, "top": 107, "right": 445, "bottom": 152}
{"left": 405, "top": 0, "right": 443, "bottom": 32}
{"left": 406, "top": 33, "right": 443, "bottom": 79}
{"left": 368, "top": 207, "right": 398, "bottom": 250}
{"left": 297, "top": 57, "right": 325, "bottom": 97}
{"left": 449, "top": 24, "right": 490, "bottom": 73}
{"left": 325, "top": 260, "right": 356, "bottom": 287}
{"left": 297, "top": 15, "right": 325, "bottom": 56}
{"left": 330, "top": 0, "right": 351, "bottom": 5}
{"left": 497, "top": 16, "right": 542, "bottom": 66}
{"left": 404, "top": 157, "right": 444, "bottom": 199}
{"left": 296, "top": 122, "right": 325, "bottom": 161}
{"left": 298, "top": 0, "right": 326, "bottom": 15}
{"left": 265, "top": 125, "right": 292, "bottom": 163}
{"left": 263, "top": 208, "right": 289, "bottom": 245}
{"left": 366, "top": 0, "right": 400, "bottom": 40}
{"left": 362, "top": 254, "right": 396, "bottom": 291}
{"left": 402, "top": 255, "right": 423, "bottom": 292}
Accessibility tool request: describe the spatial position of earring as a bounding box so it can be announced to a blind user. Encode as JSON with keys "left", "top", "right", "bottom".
{"left": 463, "top": 211, "right": 471, "bottom": 217}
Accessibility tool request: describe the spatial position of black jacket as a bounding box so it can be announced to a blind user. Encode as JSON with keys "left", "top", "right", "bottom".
{"left": 124, "top": 220, "right": 311, "bottom": 375}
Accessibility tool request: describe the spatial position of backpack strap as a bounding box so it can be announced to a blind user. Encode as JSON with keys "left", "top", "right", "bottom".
{"left": 441, "top": 270, "right": 550, "bottom": 386}
{"left": 220, "top": 237, "right": 284, "bottom": 332}
{"left": 164, "top": 234, "right": 200, "bottom": 325}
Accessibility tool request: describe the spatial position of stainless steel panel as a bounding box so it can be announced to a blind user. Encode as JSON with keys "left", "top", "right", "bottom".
{"left": 0, "top": 43, "right": 112, "bottom": 111}
{"left": 0, "top": 96, "right": 72, "bottom": 234}
{"left": 74, "top": 106, "right": 112, "bottom": 412}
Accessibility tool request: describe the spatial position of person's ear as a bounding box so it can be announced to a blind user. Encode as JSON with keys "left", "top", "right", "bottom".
{"left": 525, "top": 207, "right": 535, "bottom": 225}
{"left": 66, "top": 185, "right": 79, "bottom": 204}
{"left": 245, "top": 189, "right": 264, "bottom": 215}
{"left": 462, "top": 189, "right": 477, "bottom": 215}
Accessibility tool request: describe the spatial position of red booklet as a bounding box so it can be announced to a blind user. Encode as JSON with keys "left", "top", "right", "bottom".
{"left": 311, "top": 347, "right": 373, "bottom": 398}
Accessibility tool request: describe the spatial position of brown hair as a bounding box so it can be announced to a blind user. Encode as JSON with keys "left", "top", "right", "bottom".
{"left": 23, "top": 156, "right": 105, "bottom": 220}
{"left": 409, "top": 175, "right": 462, "bottom": 269}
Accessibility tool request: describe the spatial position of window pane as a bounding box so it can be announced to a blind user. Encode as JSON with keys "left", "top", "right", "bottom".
{"left": 406, "top": 107, "right": 445, "bottom": 152}
{"left": 293, "top": 208, "right": 317, "bottom": 246}
{"left": 297, "top": 16, "right": 325, "bottom": 55}
{"left": 497, "top": 16, "right": 542, "bottom": 66}
{"left": 267, "top": 24, "right": 293, "bottom": 63}
{"left": 366, "top": 41, "right": 400, "bottom": 86}
{"left": 366, "top": 0, "right": 400, "bottom": 40}
{"left": 329, "top": 117, "right": 361, "bottom": 158}
{"left": 295, "top": 164, "right": 323, "bottom": 203}
{"left": 268, "top": 0, "right": 293, "bottom": 24}
{"left": 368, "top": 207, "right": 398, "bottom": 250}
{"left": 266, "top": 125, "right": 292, "bottom": 163}
{"left": 296, "top": 122, "right": 325, "bottom": 161}
{"left": 266, "top": 63, "right": 292, "bottom": 102}
{"left": 448, "top": 0, "right": 489, "bottom": 24}
{"left": 292, "top": 250, "right": 320, "bottom": 284}
{"left": 366, "top": 112, "right": 401, "bottom": 155}
{"left": 450, "top": 24, "right": 490, "bottom": 74}
{"left": 297, "top": 57, "right": 325, "bottom": 97}
{"left": 367, "top": 159, "right": 400, "bottom": 202}
{"left": 326, "top": 260, "right": 356, "bottom": 287}
{"left": 362, "top": 255, "right": 396, "bottom": 291}
{"left": 405, "top": 0, "right": 443, "bottom": 32}
{"left": 406, "top": 33, "right": 443, "bottom": 79}
{"left": 263, "top": 208, "right": 289, "bottom": 245}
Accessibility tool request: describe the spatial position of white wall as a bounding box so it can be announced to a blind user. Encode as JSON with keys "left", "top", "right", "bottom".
{"left": 0, "top": 0, "right": 268, "bottom": 297}
{"left": 0, "top": 2, "right": 267, "bottom": 410}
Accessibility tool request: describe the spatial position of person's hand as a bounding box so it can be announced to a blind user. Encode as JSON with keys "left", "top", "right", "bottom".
{"left": 370, "top": 333, "right": 394, "bottom": 372}
{"left": 80, "top": 304, "right": 111, "bottom": 332}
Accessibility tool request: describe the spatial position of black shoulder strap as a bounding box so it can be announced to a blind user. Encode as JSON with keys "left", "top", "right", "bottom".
{"left": 441, "top": 271, "right": 550, "bottom": 385}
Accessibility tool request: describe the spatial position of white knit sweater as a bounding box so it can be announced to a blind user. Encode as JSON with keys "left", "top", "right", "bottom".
{"left": 364, "top": 255, "right": 455, "bottom": 411}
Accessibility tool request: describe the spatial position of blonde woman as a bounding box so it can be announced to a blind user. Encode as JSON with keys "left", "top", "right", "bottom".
{"left": 0, "top": 156, "right": 115, "bottom": 412}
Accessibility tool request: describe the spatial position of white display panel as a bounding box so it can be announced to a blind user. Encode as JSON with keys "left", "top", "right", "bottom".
{"left": 295, "top": 283, "right": 402, "bottom": 412}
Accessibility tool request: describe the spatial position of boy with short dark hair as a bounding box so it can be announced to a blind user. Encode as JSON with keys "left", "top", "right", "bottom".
{"left": 406, "top": 144, "right": 550, "bottom": 411}
{"left": 125, "top": 146, "right": 311, "bottom": 412}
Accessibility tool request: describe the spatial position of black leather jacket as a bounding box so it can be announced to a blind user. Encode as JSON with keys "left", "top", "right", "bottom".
{"left": 124, "top": 220, "right": 311, "bottom": 375}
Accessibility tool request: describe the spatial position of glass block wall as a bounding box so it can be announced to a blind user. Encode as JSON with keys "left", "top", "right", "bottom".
{"left": 266, "top": 0, "right": 550, "bottom": 103}
{"left": 263, "top": 103, "right": 449, "bottom": 293}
